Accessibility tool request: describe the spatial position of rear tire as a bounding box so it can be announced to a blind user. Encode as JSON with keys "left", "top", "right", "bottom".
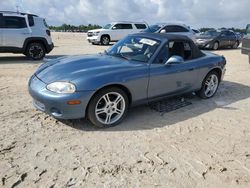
{"left": 87, "top": 87, "right": 129, "bottom": 128}
{"left": 26, "top": 42, "right": 45, "bottom": 60}
{"left": 197, "top": 71, "right": 220, "bottom": 99}
{"left": 232, "top": 41, "right": 239, "bottom": 49}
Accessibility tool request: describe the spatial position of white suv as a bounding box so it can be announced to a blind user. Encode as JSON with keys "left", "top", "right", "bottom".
{"left": 0, "top": 11, "right": 54, "bottom": 60}
{"left": 87, "top": 22, "right": 148, "bottom": 45}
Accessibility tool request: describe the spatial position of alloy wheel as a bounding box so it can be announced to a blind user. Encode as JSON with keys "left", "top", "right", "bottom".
{"left": 204, "top": 74, "right": 219, "bottom": 98}
{"left": 95, "top": 92, "right": 126, "bottom": 125}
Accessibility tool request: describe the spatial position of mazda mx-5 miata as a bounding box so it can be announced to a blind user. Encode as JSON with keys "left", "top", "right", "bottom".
{"left": 29, "top": 33, "right": 226, "bottom": 128}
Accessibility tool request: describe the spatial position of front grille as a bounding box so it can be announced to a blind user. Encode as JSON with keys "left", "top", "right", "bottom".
{"left": 87, "top": 32, "right": 93, "bottom": 37}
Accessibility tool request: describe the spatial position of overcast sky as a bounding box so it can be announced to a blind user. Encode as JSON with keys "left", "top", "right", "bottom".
{"left": 0, "top": 0, "right": 249, "bottom": 28}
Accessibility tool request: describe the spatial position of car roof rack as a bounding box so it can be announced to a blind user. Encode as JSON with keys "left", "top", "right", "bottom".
{"left": 0, "top": 11, "right": 38, "bottom": 17}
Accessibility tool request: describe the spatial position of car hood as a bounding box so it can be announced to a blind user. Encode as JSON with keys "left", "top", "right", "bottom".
{"left": 88, "top": 28, "right": 107, "bottom": 33}
{"left": 35, "top": 54, "right": 142, "bottom": 84}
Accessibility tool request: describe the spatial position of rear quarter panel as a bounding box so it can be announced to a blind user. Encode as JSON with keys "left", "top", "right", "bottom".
{"left": 194, "top": 52, "right": 225, "bottom": 90}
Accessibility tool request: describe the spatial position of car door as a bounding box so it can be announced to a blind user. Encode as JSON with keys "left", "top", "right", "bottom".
{"left": 111, "top": 24, "right": 133, "bottom": 41}
{"left": 148, "top": 40, "right": 199, "bottom": 98}
{"left": 228, "top": 31, "right": 237, "bottom": 46}
{"left": 2, "top": 15, "right": 31, "bottom": 48}
{"left": 219, "top": 31, "right": 230, "bottom": 47}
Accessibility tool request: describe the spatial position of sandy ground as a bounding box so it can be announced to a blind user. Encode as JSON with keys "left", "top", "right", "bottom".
{"left": 0, "top": 32, "right": 250, "bottom": 188}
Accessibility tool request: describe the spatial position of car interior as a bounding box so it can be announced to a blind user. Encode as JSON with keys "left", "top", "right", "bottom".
{"left": 169, "top": 41, "right": 192, "bottom": 61}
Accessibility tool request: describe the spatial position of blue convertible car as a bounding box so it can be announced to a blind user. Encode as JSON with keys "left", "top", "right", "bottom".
{"left": 29, "top": 33, "right": 226, "bottom": 127}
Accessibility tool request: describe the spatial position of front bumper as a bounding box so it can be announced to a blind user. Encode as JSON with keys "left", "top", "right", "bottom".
{"left": 195, "top": 41, "right": 213, "bottom": 49}
{"left": 87, "top": 36, "right": 100, "bottom": 43}
{"left": 46, "top": 43, "right": 54, "bottom": 53}
{"left": 28, "top": 75, "right": 95, "bottom": 119}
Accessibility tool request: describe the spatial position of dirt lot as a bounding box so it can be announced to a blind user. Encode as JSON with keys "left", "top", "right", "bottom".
{"left": 0, "top": 33, "right": 250, "bottom": 188}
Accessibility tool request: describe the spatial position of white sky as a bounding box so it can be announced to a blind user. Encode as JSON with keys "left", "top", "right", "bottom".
{"left": 0, "top": 0, "right": 249, "bottom": 28}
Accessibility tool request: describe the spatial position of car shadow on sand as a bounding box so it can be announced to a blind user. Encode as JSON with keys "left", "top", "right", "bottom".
{"left": 60, "top": 80, "right": 250, "bottom": 132}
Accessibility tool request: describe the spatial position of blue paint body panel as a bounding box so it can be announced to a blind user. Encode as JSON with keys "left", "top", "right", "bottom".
{"left": 28, "top": 33, "right": 226, "bottom": 119}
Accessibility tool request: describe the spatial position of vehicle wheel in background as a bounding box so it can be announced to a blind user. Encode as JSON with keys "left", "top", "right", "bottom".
{"left": 101, "top": 35, "right": 110, "bottom": 45}
{"left": 197, "top": 71, "right": 220, "bottom": 99}
{"left": 87, "top": 87, "right": 129, "bottom": 128}
{"left": 26, "top": 42, "right": 45, "bottom": 60}
{"left": 213, "top": 42, "right": 219, "bottom": 50}
{"left": 232, "top": 41, "right": 239, "bottom": 49}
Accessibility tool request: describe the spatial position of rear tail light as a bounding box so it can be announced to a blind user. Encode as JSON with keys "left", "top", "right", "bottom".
{"left": 46, "top": 30, "right": 51, "bottom": 36}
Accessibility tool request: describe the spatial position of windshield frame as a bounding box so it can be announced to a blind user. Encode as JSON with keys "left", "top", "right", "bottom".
{"left": 105, "top": 35, "right": 161, "bottom": 63}
{"left": 103, "top": 24, "right": 112, "bottom": 29}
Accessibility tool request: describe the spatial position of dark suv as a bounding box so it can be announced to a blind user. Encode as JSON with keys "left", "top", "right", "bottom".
{"left": 0, "top": 11, "right": 54, "bottom": 60}
{"left": 242, "top": 24, "right": 250, "bottom": 63}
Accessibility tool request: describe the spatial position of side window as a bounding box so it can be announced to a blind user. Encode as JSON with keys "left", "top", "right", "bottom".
{"left": 112, "top": 24, "right": 122, "bottom": 30}
{"left": 0, "top": 14, "right": 3, "bottom": 28}
{"left": 135, "top": 24, "right": 147, "bottom": 29}
{"left": 113, "top": 24, "right": 133, "bottom": 30}
{"left": 3, "top": 16, "right": 27, "bottom": 29}
{"left": 154, "top": 43, "right": 168, "bottom": 64}
{"left": 28, "top": 15, "right": 34, "bottom": 27}
{"left": 165, "top": 25, "right": 189, "bottom": 33}
{"left": 169, "top": 41, "right": 192, "bottom": 61}
{"left": 120, "top": 24, "right": 133, "bottom": 29}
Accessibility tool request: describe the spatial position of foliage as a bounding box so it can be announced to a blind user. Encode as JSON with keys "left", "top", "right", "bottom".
{"left": 49, "top": 24, "right": 102, "bottom": 32}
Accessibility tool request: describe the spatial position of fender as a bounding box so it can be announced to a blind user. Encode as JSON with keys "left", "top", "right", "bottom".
{"left": 23, "top": 37, "right": 54, "bottom": 53}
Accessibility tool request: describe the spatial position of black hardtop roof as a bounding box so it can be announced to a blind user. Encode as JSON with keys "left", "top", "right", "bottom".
{"left": 131, "top": 32, "right": 191, "bottom": 41}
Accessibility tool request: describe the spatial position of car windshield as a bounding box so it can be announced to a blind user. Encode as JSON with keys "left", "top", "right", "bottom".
{"left": 201, "top": 30, "right": 220, "bottom": 37}
{"left": 106, "top": 36, "right": 160, "bottom": 62}
{"left": 103, "top": 24, "right": 112, "bottom": 29}
{"left": 143, "top": 25, "right": 161, "bottom": 33}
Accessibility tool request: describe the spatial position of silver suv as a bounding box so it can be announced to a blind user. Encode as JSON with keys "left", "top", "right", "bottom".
{"left": 0, "top": 11, "right": 54, "bottom": 60}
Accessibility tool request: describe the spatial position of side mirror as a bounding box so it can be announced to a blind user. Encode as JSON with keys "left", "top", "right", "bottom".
{"left": 112, "top": 26, "right": 117, "bottom": 30}
{"left": 165, "top": 56, "right": 184, "bottom": 65}
{"left": 160, "top": 29, "right": 166, "bottom": 33}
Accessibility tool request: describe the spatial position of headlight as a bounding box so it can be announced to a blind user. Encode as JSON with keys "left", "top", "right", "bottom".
{"left": 93, "top": 32, "right": 100, "bottom": 36}
{"left": 46, "top": 82, "right": 76, "bottom": 94}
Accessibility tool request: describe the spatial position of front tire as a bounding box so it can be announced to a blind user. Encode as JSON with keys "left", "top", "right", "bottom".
{"left": 26, "top": 42, "right": 45, "bottom": 60}
{"left": 212, "top": 42, "right": 219, "bottom": 50}
{"left": 101, "top": 35, "right": 110, "bottom": 45}
{"left": 87, "top": 87, "right": 129, "bottom": 128}
{"left": 197, "top": 71, "right": 220, "bottom": 99}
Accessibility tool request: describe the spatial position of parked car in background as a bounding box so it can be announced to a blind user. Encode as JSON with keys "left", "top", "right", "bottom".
{"left": 29, "top": 33, "right": 226, "bottom": 128}
{"left": 195, "top": 29, "right": 240, "bottom": 50}
{"left": 0, "top": 11, "right": 54, "bottom": 60}
{"left": 142, "top": 23, "right": 196, "bottom": 41}
{"left": 192, "top": 29, "right": 201, "bottom": 34}
{"left": 235, "top": 32, "right": 244, "bottom": 41}
{"left": 87, "top": 21, "right": 147, "bottom": 45}
{"left": 241, "top": 24, "right": 250, "bottom": 63}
